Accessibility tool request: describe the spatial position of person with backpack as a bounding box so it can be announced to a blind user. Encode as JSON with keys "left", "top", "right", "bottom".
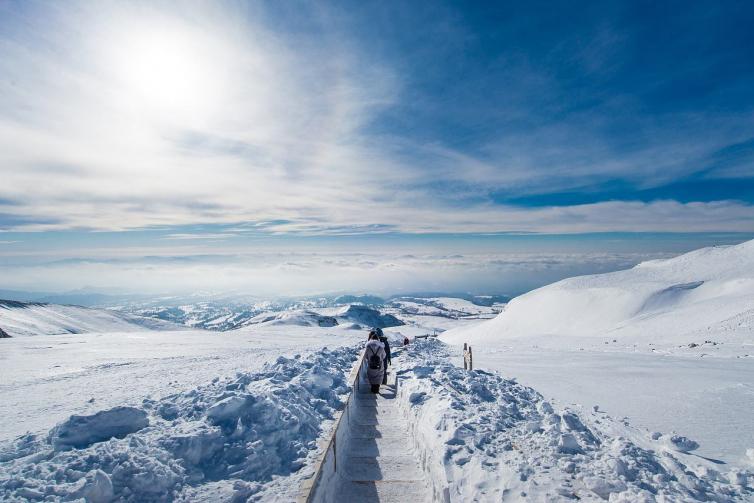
{"left": 365, "top": 331, "right": 386, "bottom": 393}
{"left": 377, "top": 331, "right": 391, "bottom": 384}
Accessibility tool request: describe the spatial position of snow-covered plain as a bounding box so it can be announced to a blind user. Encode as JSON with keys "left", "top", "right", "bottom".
{"left": 0, "top": 322, "right": 368, "bottom": 501}
{"left": 442, "top": 239, "right": 754, "bottom": 467}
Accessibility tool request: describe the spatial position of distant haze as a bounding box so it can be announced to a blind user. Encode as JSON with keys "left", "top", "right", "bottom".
{"left": 1, "top": 232, "right": 750, "bottom": 297}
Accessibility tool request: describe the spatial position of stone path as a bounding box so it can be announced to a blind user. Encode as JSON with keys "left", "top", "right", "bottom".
{"left": 336, "top": 369, "right": 431, "bottom": 502}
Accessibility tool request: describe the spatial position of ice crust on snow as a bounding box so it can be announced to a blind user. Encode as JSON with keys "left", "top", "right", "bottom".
{"left": 0, "top": 346, "right": 358, "bottom": 502}
{"left": 398, "top": 339, "right": 752, "bottom": 501}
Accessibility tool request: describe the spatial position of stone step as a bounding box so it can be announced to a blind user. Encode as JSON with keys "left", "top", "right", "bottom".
{"left": 337, "top": 480, "right": 431, "bottom": 503}
{"left": 349, "top": 423, "right": 406, "bottom": 440}
{"left": 342, "top": 455, "right": 426, "bottom": 482}
{"left": 345, "top": 435, "right": 415, "bottom": 457}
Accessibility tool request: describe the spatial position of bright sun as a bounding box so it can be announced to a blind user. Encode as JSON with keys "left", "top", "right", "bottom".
{"left": 107, "top": 20, "right": 227, "bottom": 122}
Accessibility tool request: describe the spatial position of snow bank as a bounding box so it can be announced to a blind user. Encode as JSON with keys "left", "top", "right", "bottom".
{"left": 50, "top": 407, "right": 149, "bottom": 451}
{"left": 398, "top": 340, "right": 753, "bottom": 501}
{"left": 442, "top": 239, "right": 754, "bottom": 348}
{"left": 0, "top": 346, "right": 358, "bottom": 502}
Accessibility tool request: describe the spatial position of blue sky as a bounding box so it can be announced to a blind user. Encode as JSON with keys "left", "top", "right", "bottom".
{"left": 1, "top": 1, "right": 753, "bottom": 294}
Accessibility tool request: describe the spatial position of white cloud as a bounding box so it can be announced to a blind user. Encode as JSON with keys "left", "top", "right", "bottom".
{"left": 1, "top": 2, "right": 753, "bottom": 235}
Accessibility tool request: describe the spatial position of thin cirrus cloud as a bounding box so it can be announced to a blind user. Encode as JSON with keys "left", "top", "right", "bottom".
{"left": 0, "top": 1, "right": 753, "bottom": 236}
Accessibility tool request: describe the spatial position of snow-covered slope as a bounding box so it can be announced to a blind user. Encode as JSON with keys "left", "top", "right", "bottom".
{"left": 0, "top": 300, "right": 181, "bottom": 337}
{"left": 443, "top": 239, "right": 754, "bottom": 348}
{"left": 335, "top": 304, "right": 403, "bottom": 328}
{"left": 248, "top": 310, "right": 339, "bottom": 327}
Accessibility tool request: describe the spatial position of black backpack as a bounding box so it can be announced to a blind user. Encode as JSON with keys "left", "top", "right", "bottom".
{"left": 368, "top": 346, "right": 382, "bottom": 370}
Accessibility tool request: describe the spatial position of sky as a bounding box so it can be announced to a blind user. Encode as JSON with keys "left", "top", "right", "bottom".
{"left": 1, "top": 0, "right": 753, "bottom": 296}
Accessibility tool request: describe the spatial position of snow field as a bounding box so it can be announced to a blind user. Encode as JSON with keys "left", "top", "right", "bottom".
{"left": 397, "top": 339, "right": 752, "bottom": 502}
{"left": 0, "top": 345, "right": 359, "bottom": 502}
{"left": 442, "top": 240, "right": 754, "bottom": 350}
{"left": 0, "top": 301, "right": 181, "bottom": 337}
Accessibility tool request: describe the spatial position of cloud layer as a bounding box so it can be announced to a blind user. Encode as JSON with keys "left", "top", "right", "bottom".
{"left": 0, "top": 248, "right": 669, "bottom": 296}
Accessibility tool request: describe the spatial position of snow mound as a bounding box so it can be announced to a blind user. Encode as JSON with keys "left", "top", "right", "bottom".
{"left": 400, "top": 340, "right": 752, "bottom": 501}
{"left": 248, "top": 310, "right": 338, "bottom": 327}
{"left": 0, "top": 346, "right": 358, "bottom": 502}
{"left": 49, "top": 407, "right": 149, "bottom": 451}
{"left": 442, "top": 239, "right": 754, "bottom": 346}
{"left": 0, "top": 299, "right": 182, "bottom": 337}
{"left": 337, "top": 304, "right": 403, "bottom": 328}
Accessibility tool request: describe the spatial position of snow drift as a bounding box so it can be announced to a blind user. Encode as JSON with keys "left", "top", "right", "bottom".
{"left": 399, "top": 340, "right": 752, "bottom": 501}
{"left": 442, "top": 239, "right": 754, "bottom": 347}
{"left": 0, "top": 346, "right": 358, "bottom": 502}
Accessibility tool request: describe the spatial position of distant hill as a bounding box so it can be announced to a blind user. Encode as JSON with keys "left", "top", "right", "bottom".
{"left": 442, "top": 239, "right": 754, "bottom": 348}
{"left": 338, "top": 305, "right": 403, "bottom": 328}
{"left": 0, "top": 299, "right": 184, "bottom": 337}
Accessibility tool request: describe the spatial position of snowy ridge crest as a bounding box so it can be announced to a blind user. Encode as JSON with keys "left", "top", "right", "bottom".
{"left": 442, "top": 238, "right": 754, "bottom": 347}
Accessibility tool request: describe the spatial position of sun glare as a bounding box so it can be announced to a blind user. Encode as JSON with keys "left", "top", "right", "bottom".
{"left": 106, "top": 20, "right": 228, "bottom": 123}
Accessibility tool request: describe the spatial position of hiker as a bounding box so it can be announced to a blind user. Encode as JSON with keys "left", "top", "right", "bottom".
{"left": 376, "top": 329, "right": 391, "bottom": 385}
{"left": 403, "top": 336, "right": 409, "bottom": 346}
{"left": 365, "top": 331, "right": 386, "bottom": 393}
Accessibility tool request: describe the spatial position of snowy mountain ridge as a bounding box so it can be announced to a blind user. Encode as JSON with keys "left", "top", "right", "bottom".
{"left": 0, "top": 299, "right": 183, "bottom": 337}
{"left": 442, "top": 239, "right": 754, "bottom": 350}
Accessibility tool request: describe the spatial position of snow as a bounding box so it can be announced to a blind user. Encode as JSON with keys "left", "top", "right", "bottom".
{"left": 2, "top": 243, "right": 753, "bottom": 502}
{"left": 50, "top": 407, "right": 149, "bottom": 451}
{"left": 456, "top": 348, "right": 754, "bottom": 465}
{"left": 0, "top": 325, "right": 364, "bottom": 444}
{"left": 442, "top": 240, "right": 754, "bottom": 347}
{"left": 0, "top": 300, "right": 180, "bottom": 337}
{"left": 248, "top": 310, "right": 338, "bottom": 327}
{"left": 336, "top": 304, "right": 404, "bottom": 328}
{"left": 441, "top": 240, "right": 754, "bottom": 466}
{"left": 0, "top": 345, "right": 359, "bottom": 502}
{"left": 397, "top": 339, "right": 752, "bottom": 501}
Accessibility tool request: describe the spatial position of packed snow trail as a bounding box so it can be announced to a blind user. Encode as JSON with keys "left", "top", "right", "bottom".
{"left": 304, "top": 348, "right": 432, "bottom": 502}
{"left": 335, "top": 369, "right": 431, "bottom": 502}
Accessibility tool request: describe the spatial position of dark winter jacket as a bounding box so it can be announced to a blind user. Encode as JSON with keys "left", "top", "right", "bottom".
{"left": 379, "top": 336, "right": 391, "bottom": 365}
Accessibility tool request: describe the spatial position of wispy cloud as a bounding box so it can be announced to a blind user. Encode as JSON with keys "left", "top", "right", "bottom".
{"left": 0, "top": 1, "right": 753, "bottom": 237}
